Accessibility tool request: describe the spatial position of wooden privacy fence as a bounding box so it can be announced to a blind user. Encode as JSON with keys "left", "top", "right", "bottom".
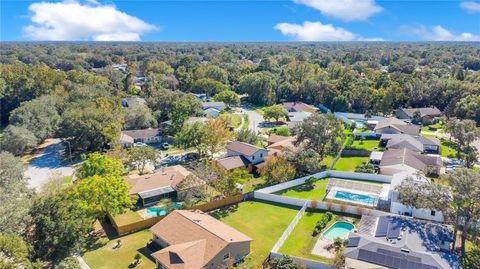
{"left": 109, "top": 194, "right": 245, "bottom": 235}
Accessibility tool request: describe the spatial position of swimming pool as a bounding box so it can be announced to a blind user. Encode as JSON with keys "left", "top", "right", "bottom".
{"left": 334, "top": 190, "right": 378, "bottom": 207}
{"left": 322, "top": 221, "right": 354, "bottom": 240}
{"left": 145, "top": 203, "right": 181, "bottom": 217}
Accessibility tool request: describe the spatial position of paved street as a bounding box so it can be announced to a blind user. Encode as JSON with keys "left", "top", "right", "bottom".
{"left": 25, "top": 138, "right": 74, "bottom": 190}
{"left": 240, "top": 106, "right": 264, "bottom": 133}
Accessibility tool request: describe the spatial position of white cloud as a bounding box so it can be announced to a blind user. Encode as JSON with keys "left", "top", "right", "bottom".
{"left": 23, "top": 1, "right": 156, "bottom": 41}
{"left": 275, "top": 21, "right": 384, "bottom": 41}
{"left": 406, "top": 25, "right": 480, "bottom": 41}
{"left": 293, "top": 0, "right": 383, "bottom": 21}
{"left": 460, "top": 1, "right": 480, "bottom": 13}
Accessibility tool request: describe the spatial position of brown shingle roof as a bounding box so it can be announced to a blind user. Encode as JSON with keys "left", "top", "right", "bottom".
{"left": 121, "top": 128, "right": 162, "bottom": 139}
{"left": 267, "top": 134, "right": 291, "bottom": 145}
{"left": 227, "top": 141, "right": 265, "bottom": 156}
{"left": 125, "top": 165, "right": 192, "bottom": 195}
{"left": 282, "top": 102, "right": 317, "bottom": 113}
{"left": 216, "top": 156, "right": 250, "bottom": 171}
{"left": 399, "top": 107, "right": 442, "bottom": 118}
{"left": 374, "top": 118, "right": 420, "bottom": 135}
{"left": 150, "top": 210, "right": 252, "bottom": 268}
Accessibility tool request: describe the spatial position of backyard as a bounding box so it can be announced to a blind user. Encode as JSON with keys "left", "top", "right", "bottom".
{"left": 350, "top": 139, "right": 381, "bottom": 151}
{"left": 279, "top": 210, "right": 360, "bottom": 262}
{"left": 274, "top": 177, "right": 329, "bottom": 201}
{"left": 210, "top": 201, "right": 300, "bottom": 268}
{"left": 83, "top": 229, "right": 156, "bottom": 269}
{"left": 333, "top": 157, "right": 369, "bottom": 172}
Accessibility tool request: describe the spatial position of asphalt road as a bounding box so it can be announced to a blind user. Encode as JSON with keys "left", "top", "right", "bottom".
{"left": 25, "top": 138, "right": 74, "bottom": 190}
{"left": 240, "top": 107, "right": 264, "bottom": 133}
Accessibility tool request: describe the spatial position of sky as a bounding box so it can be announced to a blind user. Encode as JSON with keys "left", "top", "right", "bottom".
{"left": 1, "top": 0, "right": 479, "bottom": 42}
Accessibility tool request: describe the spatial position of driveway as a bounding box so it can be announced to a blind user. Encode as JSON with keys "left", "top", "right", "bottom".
{"left": 25, "top": 138, "right": 74, "bottom": 190}
{"left": 240, "top": 106, "right": 264, "bottom": 133}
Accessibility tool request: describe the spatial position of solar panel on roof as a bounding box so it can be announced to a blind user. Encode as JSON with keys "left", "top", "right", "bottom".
{"left": 377, "top": 248, "right": 421, "bottom": 262}
{"left": 357, "top": 249, "right": 438, "bottom": 269}
{"left": 375, "top": 216, "right": 389, "bottom": 237}
{"left": 387, "top": 223, "right": 402, "bottom": 239}
{"left": 346, "top": 237, "right": 360, "bottom": 247}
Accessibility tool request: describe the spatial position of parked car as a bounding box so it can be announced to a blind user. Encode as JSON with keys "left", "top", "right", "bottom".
{"left": 161, "top": 142, "right": 169, "bottom": 150}
{"left": 134, "top": 142, "right": 147, "bottom": 147}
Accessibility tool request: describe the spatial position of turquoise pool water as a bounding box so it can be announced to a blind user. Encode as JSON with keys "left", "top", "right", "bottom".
{"left": 322, "top": 222, "right": 354, "bottom": 240}
{"left": 145, "top": 203, "right": 181, "bottom": 217}
{"left": 335, "top": 191, "right": 378, "bottom": 206}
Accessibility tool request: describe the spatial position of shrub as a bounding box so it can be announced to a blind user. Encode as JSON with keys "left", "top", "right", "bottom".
{"left": 312, "top": 212, "right": 334, "bottom": 236}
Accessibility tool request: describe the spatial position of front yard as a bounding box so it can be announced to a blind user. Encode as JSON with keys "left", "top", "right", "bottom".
{"left": 210, "top": 201, "right": 300, "bottom": 268}
{"left": 333, "top": 157, "right": 369, "bottom": 172}
{"left": 279, "top": 210, "right": 360, "bottom": 262}
{"left": 83, "top": 229, "right": 156, "bottom": 269}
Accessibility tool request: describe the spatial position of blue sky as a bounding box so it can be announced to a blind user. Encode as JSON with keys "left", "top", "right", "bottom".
{"left": 1, "top": 0, "right": 479, "bottom": 41}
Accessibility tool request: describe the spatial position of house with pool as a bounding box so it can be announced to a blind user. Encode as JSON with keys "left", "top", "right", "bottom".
{"left": 343, "top": 215, "right": 458, "bottom": 269}
{"left": 125, "top": 165, "right": 204, "bottom": 207}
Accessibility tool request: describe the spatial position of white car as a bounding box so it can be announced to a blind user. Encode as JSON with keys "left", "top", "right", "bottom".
{"left": 134, "top": 142, "right": 147, "bottom": 147}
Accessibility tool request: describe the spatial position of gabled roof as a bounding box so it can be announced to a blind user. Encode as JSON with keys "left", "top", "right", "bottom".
{"left": 399, "top": 107, "right": 442, "bottom": 118}
{"left": 374, "top": 118, "right": 420, "bottom": 135}
{"left": 216, "top": 156, "right": 250, "bottom": 171}
{"left": 287, "top": 111, "right": 311, "bottom": 122}
{"left": 227, "top": 141, "right": 266, "bottom": 156}
{"left": 125, "top": 165, "right": 194, "bottom": 195}
{"left": 267, "top": 134, "right": 291, "bottom": 144}
{"left": 267, "top": 137, "right": 296, "bottom": 151}
{"left": 121, "top": 128, "right": 162, "bottom": 139}
{"left": 202, "top": 102, "right": 225, "bottom": 109}
{"left": 383, "top": 134, "right": 440, "bottom": 152}
{"left": 151, "top": 210, "right": 252, "bottom": 268}
{"left": 380, "top": 148, "right": 442, "bottom": 172}
{"left": 282, "top": 102, "right": 317, "bottom": 113}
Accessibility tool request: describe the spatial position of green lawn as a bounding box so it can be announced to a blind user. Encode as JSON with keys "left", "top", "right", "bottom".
{"left": 350, "top": 139, "right": 380, "bottom": 151}
{"left": 238, "top": 176, "right": 267, "bottom": 193}
{"left": 321, "top": 155, "right": 335, "bottom": 169}
{"left": 440, "top": 139, "right": 457, "bottom": 158}
{"left": 112, "top": 209, "right": 143, "bottom": 227}
{"left": 275, "top": 178, "right": 329, "bottom": 201}
{"left": 210, "top": 201, "right": 299, "bottom": 268}
{"left": 83, "top": 229, "right": 156, "bottom": 269}
{"left": 333, "top": 157, "right": 369, "bottom": 172}
{"left": 279, "top": 210, "right": 360, "bottom": 262}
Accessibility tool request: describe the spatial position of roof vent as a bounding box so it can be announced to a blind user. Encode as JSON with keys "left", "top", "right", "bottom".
{"left": 400, "top": 248, "right": 410, "bottom": 253}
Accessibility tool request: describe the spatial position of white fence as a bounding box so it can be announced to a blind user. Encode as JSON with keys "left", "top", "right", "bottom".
{"left": 270, "top": 252, "right": 332, "bottom": 269}
{"left": 256, "top": 170, "right": 392, "bottom": 194}
{"left": 254, "top": 192, "right": 389, "bottom": 217}
{"left": 271, "top": 202, "right": 308, "bottom": 253}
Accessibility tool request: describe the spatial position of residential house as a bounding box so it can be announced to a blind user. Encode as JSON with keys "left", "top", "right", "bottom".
{"left": 380, "top": 134, "right": 440, "bottom": 154}
{"left": 204, "top": 107, "right": 221, "bottom": 118}
{"left": 266, "top": 135, "right": 296, "bottom": 156}
{"left": 112, "top": 63, "right": 127, "bottom": 72}
{"left": 203, "top": 102, "right": 226, "bottom": 111}
{"left": 389, "top": 172, "right": 445, "bottom": 222}
{"left": 150, "top": 210, "right": 252, "bottom": 269}
{"left": 374, "top": 117, "right": 420, "bottom": 135}
{"left": 377, "top": 148, "right": 442, "bottom": 176}
{"left": 286, "top": 111, "right": 311, "bottom": 129}
{"left": 190, "top": 93, "right": 209, "bottom": 102}
{"left": 121, "top": 128, "right": 163, "bottom": 147}
{"left": 214, "top": 141, "right": 268, "bottom": 171}
{"left": 281, "top": 102, "right": 317, "bottom": 113}
{"left": 121, "top": 96, "right": 146, "bottom": 108}
{"left": 344, "top": 215, "right": 457, "bottom": 269}
{"left": 125, "top": 165, "right": 202, "bottom": 206}
{"left": 396, "top": 107, "right": 442, "bottom": 123}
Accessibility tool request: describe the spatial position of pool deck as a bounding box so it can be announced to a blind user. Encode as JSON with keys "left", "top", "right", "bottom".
{"left": 311, "top": 238, "right": 335, "bottom": 258}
